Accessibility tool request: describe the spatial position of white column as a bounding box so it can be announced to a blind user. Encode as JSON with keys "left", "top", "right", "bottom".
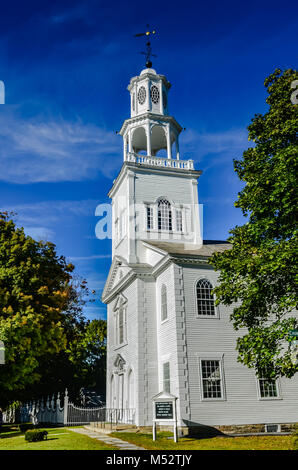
{"left": 146, "top": 123, "right": 151, "bottom": 156}
{"left": 191, "top": 178, "right": 202, "bottom": 245}
{"left": 166, "top": 124, "right": 172, "bottom": 159}
{"left": 127, "top": 171, "right": 137, "bottom": 263}
{"left": 128, "top": 129, "right": 132, "bottom": 153}
{"left": 123, "top": 134, "right": 127, "bottom": 161}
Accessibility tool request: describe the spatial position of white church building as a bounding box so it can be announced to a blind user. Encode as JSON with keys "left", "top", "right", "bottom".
{"left": 101, "top": 64, "right": 298, "bottom": 434}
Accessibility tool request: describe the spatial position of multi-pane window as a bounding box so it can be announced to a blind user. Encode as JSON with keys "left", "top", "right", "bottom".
{"left": 196, "top": 279, "right": 216, "bottom": 316}
{"left": 163, "top": 362, "right": 171, "bottom": 393}
{"left": 146, "top": 205, "right": 154, "bottom": 230}
{"left": 119, "top": 305, "right": 124, "bottom": 344}
{"left": 176, "top": 209, "right": 183, "bottom": 232}
{"left": 158, "top": 199, "right": 172, "bottom": 231}
{"left": 161, "top": 284, "right": 168, "bottom": 321}
{"left": 258, "top": 377, "right": 279, "bottom": 398}
{"left": 115, "top": 299, "right": 126, "bottom": 346}
{"left": 201, "top": 360, "right": 222, "bottom": 399}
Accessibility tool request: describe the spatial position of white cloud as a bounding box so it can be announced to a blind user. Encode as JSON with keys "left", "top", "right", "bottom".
{"left": 23, "top": 226, "right": 56, "bottom": 241}
{"left": 69, "top": 254, "right": 111, "bottom": 260}
{"left": 180, "top": 127, "right": 249, "bottom": 166}
{"left": 0, "top": 112, "right": 121, "bottom": 183}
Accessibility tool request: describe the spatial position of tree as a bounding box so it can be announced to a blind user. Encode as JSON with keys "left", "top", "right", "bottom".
{"left": 210, "top": 69, "right": 298, "bottom": 379}
{"left": 0, "top": 212, "right": 107, "bottom": 407}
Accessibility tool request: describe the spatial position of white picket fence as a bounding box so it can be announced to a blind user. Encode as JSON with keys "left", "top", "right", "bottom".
{"left": 2, "top": 389, "right": 135, "bottom": 427}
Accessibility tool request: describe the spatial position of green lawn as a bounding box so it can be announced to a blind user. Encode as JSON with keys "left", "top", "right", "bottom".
{"left": 0, "top": 425, "right": 117, "bottom": 450}
{"left": 110, "top": 431, "right": 296, "bottom": 451}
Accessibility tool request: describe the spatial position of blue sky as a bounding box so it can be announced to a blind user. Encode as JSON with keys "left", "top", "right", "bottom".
{"left": 0, "top": 0, "right": 297, "bottom": 320}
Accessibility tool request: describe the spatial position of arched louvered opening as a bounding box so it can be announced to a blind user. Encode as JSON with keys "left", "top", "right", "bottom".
{"left": 196, "top": 279, "right": 215, "bottom": 316}
{"left": 132, "top": 127, "right": 147, "bottom": 154}
{"left": 151, "top": 125, "right": 167, "bottom": 155}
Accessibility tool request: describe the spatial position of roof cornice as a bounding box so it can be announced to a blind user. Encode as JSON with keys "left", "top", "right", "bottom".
{"left": 119, "top": 113, "right": 182, "bottom": 136}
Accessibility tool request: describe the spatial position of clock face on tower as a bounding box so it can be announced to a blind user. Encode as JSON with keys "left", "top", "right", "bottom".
{"left": 138, "top": 86, "right": 146, "bottom": 105}
{"left": 150, "top": 85, "right": 160, "bottom": 104}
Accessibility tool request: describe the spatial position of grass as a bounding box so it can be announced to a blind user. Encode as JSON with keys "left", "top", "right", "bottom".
{"left": 0, "top": 424, "right": 296, "bottom": 450}
{"left": 0, "top": 425, "right": 118, "bottom": 450}
{"left": 110, "top": 431, "right": 296, "bottom": 450}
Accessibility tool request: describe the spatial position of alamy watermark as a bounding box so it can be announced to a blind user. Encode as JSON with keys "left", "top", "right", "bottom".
{"left": 94, "top": 200, "right": 203, "bottom": 242}
{"left": 0, "top": 81, "right": 5, "bottom": 104}
{"left": 291, "top": 79, "right": 298, "bottom": 105}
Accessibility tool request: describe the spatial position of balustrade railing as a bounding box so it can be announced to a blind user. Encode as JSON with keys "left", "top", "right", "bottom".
{"left": 126, "top": 152, "right": 194, "bottom": 170}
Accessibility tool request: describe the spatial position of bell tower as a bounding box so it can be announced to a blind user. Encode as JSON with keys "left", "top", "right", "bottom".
{"left": 109, "top": 62, "right": 202, "bottom": 264}
{"left": 120, "top": 66, "right": 182, "bottom": 161}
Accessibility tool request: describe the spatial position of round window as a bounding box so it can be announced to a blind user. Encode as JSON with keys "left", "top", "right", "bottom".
{"left": 137, "top": 86, "right": 146, "bottom": 105}
{"left": 151, "top": 85, "right": 160, "bottom": 104}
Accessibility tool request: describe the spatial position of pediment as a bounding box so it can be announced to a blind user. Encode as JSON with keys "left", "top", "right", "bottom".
{"left": 102, "top": 255, "right": 131, "bottom": 300}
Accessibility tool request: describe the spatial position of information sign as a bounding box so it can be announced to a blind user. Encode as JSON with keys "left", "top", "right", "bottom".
{"left": 155, "top": 402, "right": 173, "bottom": 420}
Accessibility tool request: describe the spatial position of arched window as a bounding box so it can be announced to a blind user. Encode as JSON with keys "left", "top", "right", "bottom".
{"left": 158, "top": 199, "right": 172, "bottom": 231}
{"left": 196, "top": 279, "right": 216, "bottom": 316}
{"left": 119, "top": 302, "right": 125, "bottom": 344}
{"left": 114, "top": 296, "right": 127, "bottom": 345}
{"left": 161, "top": 284, "right": 168, "bottom": 321}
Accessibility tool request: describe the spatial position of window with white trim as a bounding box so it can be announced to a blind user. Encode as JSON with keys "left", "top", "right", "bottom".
{"left": 115, "top": 298, "right": 127, "bottom": 346}
{"left": 161, "top": 284, "right": 168, "bottom": 321}
{"left": 258, "top": 376, "right": 279, "bottom": 399}
{"left": 163, "top": 362, "right": 171, "bottom": 393}
{"left": 146, "top": 205, "right": 154, "bottom": 230}
{"left": 200, "top": 360, "right": 223, "bottom": 399}
{"left": 196, "top": 279, "right": 216, "bottom": 316}
{"left": 176, "top": 208, "right": 183, "bottom": 232}
{"left": 158, "top": 199, "right": 172, "bottom": 231}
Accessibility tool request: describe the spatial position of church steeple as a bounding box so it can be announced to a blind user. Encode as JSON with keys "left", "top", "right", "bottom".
{"left": 120, "top": 68, "right": 182, "bottom": 161}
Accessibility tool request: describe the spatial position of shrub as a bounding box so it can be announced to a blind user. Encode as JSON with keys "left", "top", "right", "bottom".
{"left": 19, "top": 423, "right": 35, "bottom": 432}
{"left": 25, "top": 429, "right": 48, "bottom": 442}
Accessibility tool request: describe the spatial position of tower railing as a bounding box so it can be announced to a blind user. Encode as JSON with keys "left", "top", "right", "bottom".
{"left": 126, "top": 152, "right": 194, "bottom": 170}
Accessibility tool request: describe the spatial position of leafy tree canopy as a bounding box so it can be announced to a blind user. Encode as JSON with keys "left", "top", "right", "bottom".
{"left": 210, "top": 69, "right": 298, "bottom": 379}
{"left": 0, "top": 212, "right": 106, "bottom": 407}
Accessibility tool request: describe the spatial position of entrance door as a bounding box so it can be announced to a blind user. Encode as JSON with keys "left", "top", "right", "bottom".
{"left": 118, "top": 374, "right": 124, "bottom": 422}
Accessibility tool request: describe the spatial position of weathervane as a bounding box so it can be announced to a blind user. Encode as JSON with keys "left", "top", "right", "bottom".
{"left": 134, "top": 25, "right": 157, "bottom": 68}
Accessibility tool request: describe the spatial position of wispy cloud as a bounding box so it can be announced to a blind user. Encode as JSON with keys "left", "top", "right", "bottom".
{"left": 69, "top": 254, "right": 111, "bottom": 261}
{"left": 181, "top": 127, "right": 249, "bottom": 167}
{"left": 0, "top": 198, "right": 101, "bottom": 243}
{"left": 0, "top": 112, "right": 121, "bottom": 184}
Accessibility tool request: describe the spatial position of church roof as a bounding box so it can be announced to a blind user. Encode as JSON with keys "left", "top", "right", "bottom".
{"left": 143, "top": 240, "right": 232, "bottom": 257}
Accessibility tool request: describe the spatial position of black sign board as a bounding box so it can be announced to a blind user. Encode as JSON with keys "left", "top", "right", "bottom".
{"left": 155, "top": 401, "right": 173, "bottom": 419}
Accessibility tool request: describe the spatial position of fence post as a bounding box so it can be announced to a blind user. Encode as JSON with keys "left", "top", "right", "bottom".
{"left": 63, "top": 389, "right": 69, "bottom": 425}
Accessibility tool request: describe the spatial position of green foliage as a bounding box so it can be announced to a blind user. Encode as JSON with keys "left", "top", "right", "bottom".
{"left": 210, "top": 69, "right": 298, "bottom": 379}
{"left": 24, "top": 429, "right": 48, "bottom": 442}
{"left": 0, "top": 212, "right": 107, "bottom": 407}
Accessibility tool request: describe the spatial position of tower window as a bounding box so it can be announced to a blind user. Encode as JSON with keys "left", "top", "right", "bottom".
{"left": 146, "top": 205, "right": 154, "bottom": 230}
{"left": 137, "top": 86, "right": 146, "bottom": 105}
{"left": 196, "top": 279, "right": 216, "bottom": 316}
{"left": 161, "top": 284, "right": 168, "bottom": 321}
{"left": 150, "top": 85, "right": 160, "bottom": 104}
{"left": 158, "top": 199, "right": 172, "bottom": 231}
{"left": 176, "top": 209, "right": 183, "bottom": 232}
